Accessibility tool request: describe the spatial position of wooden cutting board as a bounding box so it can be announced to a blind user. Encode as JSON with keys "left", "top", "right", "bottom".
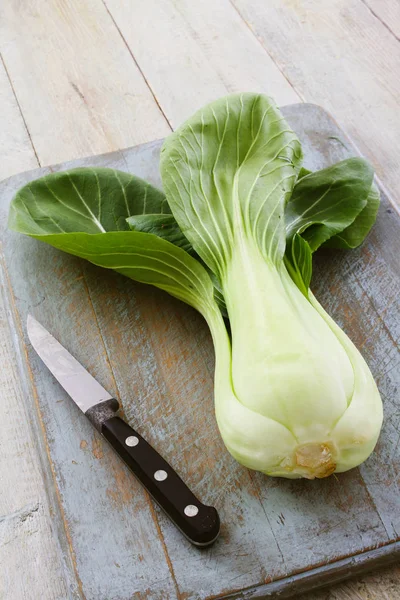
{"left": 1, "top": 104, "right": 399, "bottom": 600}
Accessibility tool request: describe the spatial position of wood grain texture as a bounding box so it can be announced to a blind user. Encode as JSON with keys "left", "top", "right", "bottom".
{"left": 0, "top": 254, "right": 75, "bottom": 599}
{"left": 102, "top": 0, "right": 300, "bottom": 127}
{"left": 0, "top": 47, "right": 69, "bottom": 600}
{"left": 0, "top": 0, "right": 170, "bottom": 167}
{"left": 231, "top": 0, "right": 400, "bottom": 210}
{"left": 0, "top": 55, "right": 38, "bottom": 179}
{"left": 0, "top": 1, "right": 399, "bottom": 597}
{"left": 360, "top": 0, "right": 400, "bottom": 40}
{"left": 0, "top": 186, "right": 179, "bottom": 598}
{"left": 1, "top": 104, "right": 399, "bottom": 599}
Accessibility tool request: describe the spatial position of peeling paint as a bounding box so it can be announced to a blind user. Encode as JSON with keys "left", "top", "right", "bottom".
{"left": 91, "top": 435, "right": 104, "bottom": 460}
{"left": 1, "top": 106, "right": 399, "bottom": 599}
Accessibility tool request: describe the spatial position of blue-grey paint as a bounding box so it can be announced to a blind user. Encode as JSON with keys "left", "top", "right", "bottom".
{"left": 0, "top": 104, "right": 399, "bottom": 600}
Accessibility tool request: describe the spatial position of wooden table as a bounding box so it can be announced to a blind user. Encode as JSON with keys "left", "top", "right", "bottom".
{"left": 0, "top": 2, "right": 399, "bottom": 599}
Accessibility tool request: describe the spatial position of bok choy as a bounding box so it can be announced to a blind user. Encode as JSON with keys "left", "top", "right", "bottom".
{"left": 9, "top": 93, "right": 383, "bottom": 479}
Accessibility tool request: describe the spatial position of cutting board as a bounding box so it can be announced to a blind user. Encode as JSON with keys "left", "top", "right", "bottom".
{"left": 1, "top": 104, "right": 399, "bottom": 600}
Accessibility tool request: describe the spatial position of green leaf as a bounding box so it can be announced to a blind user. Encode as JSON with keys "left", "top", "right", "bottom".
{"left": 324, "top": 182, "right": 380, "bottom": 249}
{"left": 29, "top": 231, "right": 216, "bottom": 316}
{"left": 285, "top": 158, "right": 374, "bottom": 251}
{"left": 126, "top": 213, "right": 196, "bottom": 256}
{"left": 127, "top": 213, "right": 227, "bottom": 314}
{"left": 8, "top": 167, "right": 218, "bottom": 317}
{"left": 297, "top": 167, "right": 312, "bottom": 181}
{"left": 160, "top": 93, "right": 302, "bottom": 278}
{"left": 284, "top": 233, "right": 312, "bottom": 298}
{"left": 8, "top": 167, "right": 169, "bottom": 235}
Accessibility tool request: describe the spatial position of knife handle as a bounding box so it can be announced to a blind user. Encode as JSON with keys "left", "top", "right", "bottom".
{"left": 101, "top": 415, "right": 220, "bottom": 547}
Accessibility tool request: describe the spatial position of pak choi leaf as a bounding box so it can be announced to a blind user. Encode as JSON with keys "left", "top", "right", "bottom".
{"left": 126, "top": 213, "right": 195, "bottom": 255}
{"left": 286, "top": 158, "right": 374, "bottom": 251}
{"left": 284, "top": 234, "right": 312, "bottom": 298}
{"left": 9, "top": 93, "right": 383, "bottom": 480}
{"left": 325, "top": 182, "right": 380, "bottom": 249}
{"left": 160, "top": 93, "right": 303, "bottom": 277}
{"left": 8, "top": 167, "right": 170, "bottom": 235}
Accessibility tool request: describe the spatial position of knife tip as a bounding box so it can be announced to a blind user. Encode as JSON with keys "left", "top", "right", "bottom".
{"left": 26, "top": 313, "right": 39, "bottom": 336}
{"left": 27, "top": 313, "right": 33, "bottom": 335}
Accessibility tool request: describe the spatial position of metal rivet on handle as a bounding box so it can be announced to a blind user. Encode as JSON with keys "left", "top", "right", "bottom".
{"left": 125, "top": 436, "right": 139, "bottom": 447}
{"left": 154, "top": 470, "right": 168, "bottom": 481}
{"left": 184, "top": 505, "right": 199, "bottom": 517}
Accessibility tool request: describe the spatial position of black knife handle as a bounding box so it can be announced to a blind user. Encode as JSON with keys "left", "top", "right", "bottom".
{"left": 101, "top": 415, "right": 220, "bottom": 547}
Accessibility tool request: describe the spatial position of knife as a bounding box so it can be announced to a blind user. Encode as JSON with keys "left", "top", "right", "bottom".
{"left": 27, "top": 314, "right": 220, "bottom": 547}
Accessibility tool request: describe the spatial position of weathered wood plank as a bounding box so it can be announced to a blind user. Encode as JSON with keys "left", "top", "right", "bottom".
{"left": 0, "top": 254, "right": 75, "bottom": 599}
{"left": 0, "top": 49, "right": 73, "bottom": 600}
{"left": 0, "top": 173, "right": 178, "bottom": 598}
{"left": 0, "top": 55, "right": 38, "bottom": 180}
{"left": 231, "top": 0, "right": 400, "bottom": 210}
{"left": 0, "top": 0, "right": 170, "bottom": 166}
{"left": 103, "top": 0, "right": 300, "bottom": 127}
{"left": 360, "top": 0, "right": 400, "bottom": 40}
{"left": 1, "top": 104, "right": 399, "bottom": 599}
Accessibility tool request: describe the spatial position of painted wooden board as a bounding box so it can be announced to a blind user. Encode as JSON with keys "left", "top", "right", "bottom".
{"left": 0, "top": 104, "right": 399, "bottom": 600}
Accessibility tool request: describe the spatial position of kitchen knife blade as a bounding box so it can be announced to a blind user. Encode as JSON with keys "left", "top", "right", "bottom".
{"left": 27, "top": 314, "right": 220, "bottom": 547}
{"left": 27, "top": 314, "right": 113, "bottom": 412}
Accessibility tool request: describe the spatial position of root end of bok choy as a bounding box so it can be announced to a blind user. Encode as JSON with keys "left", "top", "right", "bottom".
{"left": 9, "top": 93, "right": 383, "bottom": 479}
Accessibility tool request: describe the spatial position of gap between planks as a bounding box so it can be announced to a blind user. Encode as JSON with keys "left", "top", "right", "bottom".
{"left": 359, "top": 0, "right": 400, "bottom": 42}
{"left": 100, "top": 0, "right": 173, "bottom": 131}
{"left": 80, "top": 262, "right": 182, "bottom": 599}
{"left": 226, "top": 0, "right": 304, "bottom": 102}
{"left": 0, "top": 52, "right": 41, "bottom": 168}
{"left": 0, "top": 251, "right": 84, "bottom": 599}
